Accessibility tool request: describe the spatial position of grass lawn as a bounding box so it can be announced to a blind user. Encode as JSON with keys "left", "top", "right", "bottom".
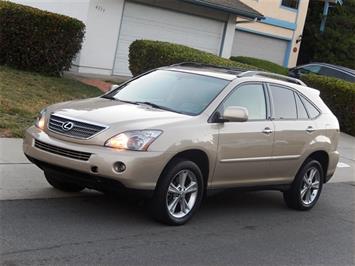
{"left": 0, "top": 66, "right": 102, "bottom": 137}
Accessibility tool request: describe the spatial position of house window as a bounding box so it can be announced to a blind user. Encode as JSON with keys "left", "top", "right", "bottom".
{"left": 281, "top": 0, "right": 299, "bottom": 9}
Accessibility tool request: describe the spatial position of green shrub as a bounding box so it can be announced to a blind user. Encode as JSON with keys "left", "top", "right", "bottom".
{"left": 129, "top": 40, "right": 257, "bottom": 76}
{"left": 302, "top": 74, "right": 355, "bottom": 136}
{"left": 0, "top": 2, "right": 85, "bottom": 76}
{"left": 230, "top": 56, "right": 288, "bottom": 75}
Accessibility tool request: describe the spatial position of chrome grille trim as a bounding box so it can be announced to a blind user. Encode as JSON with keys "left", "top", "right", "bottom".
{"left": 34, "top": 139, "right": 91, "bottom": 161}
{"left": 48, "top": 114, "right": 108, "bottom": 139}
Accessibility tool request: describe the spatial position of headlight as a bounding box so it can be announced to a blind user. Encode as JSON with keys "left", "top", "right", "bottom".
{"left": 105, "top": 130, "right": 162, "bottom": 151}
{"left": 35, "top": 109, "right": 46, "bottom": 130}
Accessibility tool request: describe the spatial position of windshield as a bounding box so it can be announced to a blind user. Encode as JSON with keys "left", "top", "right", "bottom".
{"left": 109, "top": 70, "right": 230, "bottom": 115}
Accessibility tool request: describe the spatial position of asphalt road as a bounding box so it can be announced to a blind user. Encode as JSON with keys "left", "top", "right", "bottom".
{"left": 1, "top": 182, "right": 354, "bottom": 266}
{"left": 1, "top": 134, "right": 354, "bottom": 265}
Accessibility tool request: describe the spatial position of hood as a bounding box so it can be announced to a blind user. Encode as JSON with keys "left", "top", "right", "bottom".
{"left": 48, "top": 97, "right": 191, "bottom": 129}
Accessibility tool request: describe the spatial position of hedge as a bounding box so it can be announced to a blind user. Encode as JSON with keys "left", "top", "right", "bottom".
{"left": 0, "top": 2, "right": 85, "bottom": 76}
{"left": 302, "top": 74, "right": 355, "bottom": 136}
{"left": 129, "top": 40, "right": 257, "bottom": 76}
{"left": 230, "top": 56, "right": 288, "bottom": 75}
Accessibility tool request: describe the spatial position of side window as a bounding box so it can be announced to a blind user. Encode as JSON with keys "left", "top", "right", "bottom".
{"left": 319, "top": 67, "right": 355, "bottom": 82}
{"left": 269, "top": 85, "right": 297, "bottom": 119}
{"left": 299, "top": 95, "right": 320, "bottom": 119}
{"left": 222, "top": 84, "right": 266, "bottom": 120}
{"left": 295, "top": 93, "right": 309, "bottom": 119}
{"left": 281, "top": 0, "right": 299, "bottom": 9}
{"left": 319, "top": 67, "right": 338, "bottom": 77}
{"left": 301, "top": 65, "right": 321, "bottom": 74}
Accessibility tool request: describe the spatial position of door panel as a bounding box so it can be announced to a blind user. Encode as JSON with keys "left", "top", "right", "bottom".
{"left": 212, "top": 83, "right": 275, "bottom": 188}
{"left": 213, "top": 121, "right": 274, "bottom": 187}
{"left": 268, "top": 84, "right": 317, "bottom": 182}
{"left": 270, "top": 120, "right": 316, "bottom": 181}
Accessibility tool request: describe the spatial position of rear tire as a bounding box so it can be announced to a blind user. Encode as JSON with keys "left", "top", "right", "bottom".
{"left": 151, "top": 158, "right": 204, "bottom": 225}
{"left": 44, "top": 171, "right": 85, "bottom": 192}
{"left": 283, "top": 159, "right": 323, "bottom": 210}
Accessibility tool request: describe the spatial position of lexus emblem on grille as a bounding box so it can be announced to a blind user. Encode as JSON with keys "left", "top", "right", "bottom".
{"left": 62, "top": 121, "right": 74, "bottom": 131}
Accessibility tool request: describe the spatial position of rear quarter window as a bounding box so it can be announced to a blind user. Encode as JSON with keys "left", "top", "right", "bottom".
{"left": 295, "top": 94, "right": 309, "bottom": 119}
{"left": 299, "top": 95, "right": 320, "bottom": 119}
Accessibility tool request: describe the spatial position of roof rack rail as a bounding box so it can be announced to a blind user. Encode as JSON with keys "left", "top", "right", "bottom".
{"left": 238, "top": 71, "right": 306, "bottom": 86}
{"left": 170, "top": 62, "right": 245, "bottom": 74}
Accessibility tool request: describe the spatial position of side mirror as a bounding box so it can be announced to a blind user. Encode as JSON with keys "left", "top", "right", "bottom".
{"left": 289, "top": 68, "right": 300, "bottom": 77}
{"left": 222, "top": 106, "right": 248, "bottom": 122}
{"left": 295, "top": 69, "right": 302, "bottom": 77}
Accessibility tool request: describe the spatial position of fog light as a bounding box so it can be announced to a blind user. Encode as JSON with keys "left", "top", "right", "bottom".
{"left": 113, "top": 162, "right": 126, "bottom": 173}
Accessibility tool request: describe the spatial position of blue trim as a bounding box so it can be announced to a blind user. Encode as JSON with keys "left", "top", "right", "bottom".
{"left": 283, "top": 41, "right": 292, "bottom": 67}
{"left": 262, "top": 17, "right": 297, "bottom": 30}
{"left": 236, "top": 27, "right": 292, "bottom": 41}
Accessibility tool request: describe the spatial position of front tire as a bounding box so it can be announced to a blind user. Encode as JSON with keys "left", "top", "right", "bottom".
{"left": 151, "top": 158, "right": 204, "bottom": 225}
{"left": 44, "top": 171, "right": 85, "bottom": 192}
{"left": 283, "top": 159, "right": 323, "bottom": 210}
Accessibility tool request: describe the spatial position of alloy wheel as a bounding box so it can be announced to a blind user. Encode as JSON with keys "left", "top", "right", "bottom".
{"left": 300, "top": 167, "right": 321, "bottom": 205}
{"left": 166, "top": 169, "right": 198, "bottom": 219}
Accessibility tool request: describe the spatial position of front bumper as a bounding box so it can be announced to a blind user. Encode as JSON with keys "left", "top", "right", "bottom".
{"left": 23, "top": 126, "right": 171, "bottom": 190}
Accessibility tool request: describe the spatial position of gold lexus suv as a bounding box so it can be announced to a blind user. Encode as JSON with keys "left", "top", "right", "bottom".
{"left": 23, "top": 63, "right": 339, "bottom": 225}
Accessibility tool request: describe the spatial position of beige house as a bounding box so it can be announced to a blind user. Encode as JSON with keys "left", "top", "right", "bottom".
{"left": 234, "top": 0, "right": 309, "bottom": 67}
{"left": 12, "top": 0, "right": 311, "bottom": 76}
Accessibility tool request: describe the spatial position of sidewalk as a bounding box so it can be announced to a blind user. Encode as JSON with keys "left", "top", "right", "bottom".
{"left": 0, "top": 134, "right": 354, "bottom": 200}
{"left": 0, "top": 138, "right": 97, "bottom": 200}
{"left": 64, "top": 71, "right": 129, "bottom": 92}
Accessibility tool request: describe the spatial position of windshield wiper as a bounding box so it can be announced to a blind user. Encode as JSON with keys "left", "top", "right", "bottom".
{"left": 135, "top": 101, "right": 183, "bottom": 114}
{"left": 105, "top": 97, "right": 137, "bottom": 104}
{"left": 106, "top": 98, "right": 186, "bottom": 115}
{"left": 102, "top": 95, "right": 115, "bottom": 100}
{"left": 135, "top": 101, "right": 164, "bottom": 109}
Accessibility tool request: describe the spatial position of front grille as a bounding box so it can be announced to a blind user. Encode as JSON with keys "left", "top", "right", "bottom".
{"left": 34, "top": 139, "right": 92, "bottom": 161}
{"left": 48, "top": 114, "right": 106, "bottom": 139}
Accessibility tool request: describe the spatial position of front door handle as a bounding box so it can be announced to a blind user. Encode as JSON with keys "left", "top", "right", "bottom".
{"left": 306, "top": 126, "right": 315, "bottom": 133}
{"left": 262, "top": 127, "right": 273, "bottom": 135}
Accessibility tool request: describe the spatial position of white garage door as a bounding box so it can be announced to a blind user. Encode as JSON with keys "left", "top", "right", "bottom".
{"left": 113, "top": 2, "right": 225, "bottom": 76}
{"left": 232, "top": 30, "right": 288, "bottom": 66}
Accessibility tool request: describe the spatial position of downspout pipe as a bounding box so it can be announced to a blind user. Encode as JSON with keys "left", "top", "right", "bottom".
{"left": 320, "top": 0, "right": 330, "bottom": 32}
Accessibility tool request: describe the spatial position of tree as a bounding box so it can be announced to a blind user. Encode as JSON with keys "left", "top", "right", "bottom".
{"left": 298, "top": 0, "right": 355, "bottom": 69}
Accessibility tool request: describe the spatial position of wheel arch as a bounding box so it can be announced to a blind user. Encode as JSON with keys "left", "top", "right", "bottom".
{"left": 160, "top": 149, "right": 210, "bottom": 189}
{"left": 303, "top": 150, "right": 330, "bottom": 183}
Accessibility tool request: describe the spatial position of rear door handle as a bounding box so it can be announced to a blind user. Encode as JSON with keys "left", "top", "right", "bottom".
{"left": 262, "top": 127, "right": 273, "bottom": 135}
{"left": 306, "top": 126, "right": 315, "bottom": 133}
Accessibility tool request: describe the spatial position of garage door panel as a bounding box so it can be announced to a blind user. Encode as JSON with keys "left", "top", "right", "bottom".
{"left": 113, "top": 2, "right": 224, "bottom": 75}
{"left": 232, "top": 30, "right": 288, "bottom": 66}
{"left": 123, "top": 14, "right": 221, "bottom": 37}
{"left": 122, "top": 4, "right": 223, "bottom": 36}
{"left": 120, "top": 21, "right": 220, "bottom": 44}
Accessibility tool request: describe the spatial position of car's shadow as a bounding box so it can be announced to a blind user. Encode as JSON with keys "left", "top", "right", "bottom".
{"left": 58, "top": 188, "right": 289, "bottom": 226}
{"left": 2, "top": 184, "right": 353, "bottom": 266}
